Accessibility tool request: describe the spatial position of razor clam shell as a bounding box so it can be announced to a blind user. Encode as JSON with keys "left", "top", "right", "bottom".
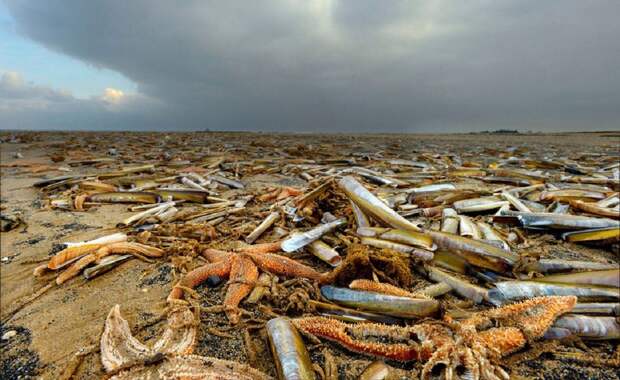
{"left": 210, "top": 175, "right": 245, "bottom": 189}
{"left": 88, "top": 192, "right": 160, "bottom": 204}
{"left": 360, "top": 237, "right": 434, "bottom": 261}
{"left": 501, "top": 191, "right": 531, "bottom": 212}
{"left": 49, "top": 198, "right": 73, "bottom": 210}
{"left": 597, "top": 194, "right": 620, "bottom": 208}
{"left": 553, "top": 315, "right": 620, "bottom": 339}
{"left": 476, "top": 222, "right": 510, "bottom": 251}
{"left": 64, "top": 232, "right": 128, "bottom": 248}
{"left": 459, "top": 215, "right": 482, "bottom": 239}
{"left": 388, "top": 159, "right": 431, "bottom": 169}
{"left": 378, "top": 229, "right": 436, "bottom": 251}
{"left": 405, "top": 183, "right": 456, "bottom": 193}
{"left": 84, "top": 255, "right": 133, "bottom": 279}
{"left": 417, "top": 282, "right": 453, "bottom": 298}
{"left": 359, "top": 172, "right": 399, "bottom": 187}
{"left": 266, "top": 317, "right": 316, "bottom": 380}
{"left": 549, "top": 201, "right": 571, "bottom": 214}
{"left": 501, "top": 210, "right": 619, "bottom": 230}
{"left": 156, "top": 206, "right": 178, "bottom": 222}
{"left": 525, "top": 259, "right": 618, "bottom": 273}
{"left": 181, "top": 176, "right": 210, "bottom": 192}
{"left": 119, "top": 201, "right": 175, "bottom": 227}
{"left": 477, "top": 239, "right": 509, "bottom": 250}
{"left": 359, "top": 360, "right": 391, "bottom": 380}
{"left": 481, "top": 176, "right": 531, "bottom": 186}
{"left": 540, "top": 189, "right": 607, "bottom": 201}
{"left": 281, "top": 218, "right": 346, "bottom": 252}
{"left": 320, "top": 285, "right": 439, "bottom": 318}
{"left": 152, "top": 189, "right": 210, "bottom": 203}
{"left": 562, "top": 227, "right": 620, "bottom": 243}
{"left": 427, "top": 267, "right": 488, "bottom": 304}
{"left": 309, "top": 300, "right": 400, "bottom": 324}
{"left": 491, "top": 281, "right": 620, "bottom": 303}
{"left": 245, "top": 211, "right": 280, "bottom": 244}
{"left": 320, "top": 212, "right": 338, "bottom": 224}
{"left": 441, "top": 208, "right": 459, "bottom": 234}
{"left": 453, "top": 197, "right": 508, "bottom": 213}
{"left": 431, "top": 250, "right": 469, "bottom": 274}
{"left": 426, "top": 230, "right": 518, "bottom": 271}
{"left": 307, "top": 240, "right": 342, "bottom": 267}
{"left": 339, "top": 176, "right": 421, "bottom": 232}
{"left": 543, "top": 327, "right": 574, "bottom": 340}
{"left": 542, "top": 269, "right": 620, "bottom": 288}
{"left": 33, "top": 175, "right": 84, "bottom": 188}
{"left": 356, "top": 227, "right": 388, "bottom": 237}
{"left": 571, "top": 303, "right": 620, "bottom": 315}
{"left": 187, "top": 207, "right": 244, "bottom": 224}
{"left": 350, "top": 200, "right": 371, "bottom": 228}
{"left": 360, "top": 236, "right": 414, "bottom": 254}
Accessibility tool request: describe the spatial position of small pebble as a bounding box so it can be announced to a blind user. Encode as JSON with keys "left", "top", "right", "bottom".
{"left": 2, "top": 330, "right": 17, "bottom": 340}
{"left": 206, "top": 275, "right": 222, "bottom": 287}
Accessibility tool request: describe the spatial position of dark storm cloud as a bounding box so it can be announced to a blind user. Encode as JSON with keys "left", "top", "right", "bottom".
{"left": 2, "top": 0, "right": 619, "bottom": 131}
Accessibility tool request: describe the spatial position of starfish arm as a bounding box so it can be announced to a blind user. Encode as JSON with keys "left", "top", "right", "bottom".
{"left": 202, "top": 248, "right": 234, "bottom": 262}
{"left": 349, "top": 279, "right": 419, "bottom": 298}
{"left": 477, "top": 296, "right": 577, "bottom": 340}
{"left": 276, "top": 186, "right": 303, "bottom": 200}
{"left": 102, "top": 242, "right": 164, "bottom": 257}
{"left": 248, "top": 252, "right": 323, "bottom": 281}
{"left": 168, "top": 259, "right": 232, "bottom": 301}
{"left": 239, "top": 242, "right": 282, "bottom": 254}
{"left": 56, "top": 253, "right": 97, "bottom": 284}
{"left": 224, "top": 255, "right": 259, "bottom": 324}
{"left": 48, "top": 243, "right": 102, "bottom": 269}
{"left": 293, "top": 316, "right": 425, "bottom": 362}
{"left": 477, "top": 327, "right": 527, "bottom": 356}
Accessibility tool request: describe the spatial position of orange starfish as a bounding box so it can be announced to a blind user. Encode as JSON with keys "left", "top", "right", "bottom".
{"left": 293, "top": 296, "right": 576, "bottom": 380}
{"left": 168, "top": 242, "right": 328, "bottom": 323}
{"left": 257, "top": 186, "right": 303, "bottom": 202}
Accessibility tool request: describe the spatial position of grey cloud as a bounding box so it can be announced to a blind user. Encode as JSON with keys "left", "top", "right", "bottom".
{"left": 2, "top": 0, "right": 620, "bottom": 131}
{"left": 0, "top": 71, "right": 72, "bottom": 102}
{"left": 0, "top": 71, "right": 164, "bottom": 129}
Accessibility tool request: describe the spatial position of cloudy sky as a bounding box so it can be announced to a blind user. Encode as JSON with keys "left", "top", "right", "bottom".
{"left": 1, "top": 1, "right": 619, "bottom": 132}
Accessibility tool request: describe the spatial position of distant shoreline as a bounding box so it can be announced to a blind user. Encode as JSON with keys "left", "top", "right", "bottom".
{"left": 1, "top": 129, "right": 619, "bottom": 135}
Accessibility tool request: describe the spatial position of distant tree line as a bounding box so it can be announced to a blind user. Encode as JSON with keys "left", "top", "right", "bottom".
{"left": 469, "top": 129, "right": 525, "bottom": 134}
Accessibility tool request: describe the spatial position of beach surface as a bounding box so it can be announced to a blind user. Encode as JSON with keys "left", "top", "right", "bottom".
{"left": 1, "top": 131, "right": 619, "bottom": 379}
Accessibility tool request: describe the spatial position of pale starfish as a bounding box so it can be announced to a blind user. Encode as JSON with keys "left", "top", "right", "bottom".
{"left": 100, "top": 303, "right": 272, "bottom": 380}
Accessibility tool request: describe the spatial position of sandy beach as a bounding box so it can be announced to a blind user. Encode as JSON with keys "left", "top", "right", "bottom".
{"left": 1, "top": 131, "right": 619, "bottom": 379}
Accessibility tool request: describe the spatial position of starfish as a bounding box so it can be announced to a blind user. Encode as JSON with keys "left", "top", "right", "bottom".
{"left": 293, "top": 296, "right": 576, "bottom": 380}
{"left": 257, "top": 186, "right": 303, "bottom": 202}
{"left": 39, "top": 241, "right": 164, "bottom": 285}
{"left": 100, "top": 303, "right": 272, "bottom": 379}
{"left": 168, "top": 241, "right": 328, "bottom": 323}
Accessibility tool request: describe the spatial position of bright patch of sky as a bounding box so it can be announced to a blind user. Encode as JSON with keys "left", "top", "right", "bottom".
{"left": 0, "top": 3, "right": 135, "bottom": 99}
